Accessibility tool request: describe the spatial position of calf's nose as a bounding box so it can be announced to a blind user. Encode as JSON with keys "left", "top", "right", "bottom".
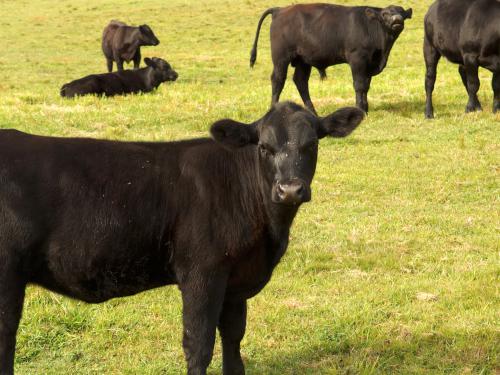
{"left": 276, "top": 180, "right": 306, "bottom": 205}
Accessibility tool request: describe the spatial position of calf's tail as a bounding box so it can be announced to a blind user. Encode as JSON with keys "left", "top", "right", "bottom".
{"left": 250, "top": 7, "right": 279, "bottom": 68}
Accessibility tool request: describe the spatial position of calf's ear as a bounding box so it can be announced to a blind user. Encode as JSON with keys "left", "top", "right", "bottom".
{"left": 144, "top": 57, "right": 155, "bottom": 67}
{"left": 317, "top": 107, "right": 365, "bottom": 139}
{"left": 404, "top": 8, "right": 413, "bottom": 19}
{"left": 210, "top": 119, "right": 258, "bottom": 148}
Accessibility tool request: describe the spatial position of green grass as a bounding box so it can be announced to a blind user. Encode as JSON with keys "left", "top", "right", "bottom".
{"left": 1, "top": 0, "right": 498, "bottom": 374}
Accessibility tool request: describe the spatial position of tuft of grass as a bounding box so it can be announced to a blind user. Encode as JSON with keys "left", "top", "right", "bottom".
{"left": 0, "top": 0, "right": 498, "bottom": 374}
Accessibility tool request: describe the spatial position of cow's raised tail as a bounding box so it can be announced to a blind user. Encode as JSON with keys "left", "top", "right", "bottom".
{"left": 250, "top": 7, "right": 279, "bottom": 68}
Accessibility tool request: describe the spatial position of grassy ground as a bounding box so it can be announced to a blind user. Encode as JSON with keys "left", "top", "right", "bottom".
{"left": 0, "top": 0, "right": 498, "bottom": 374}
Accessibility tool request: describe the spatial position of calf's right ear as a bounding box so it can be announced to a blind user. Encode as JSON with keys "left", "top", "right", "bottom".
{"left": 317, "top": 107, "right": 365, "bottom": 139}
{"left": 210, "top": 119, "right": 258, "bottom": 148}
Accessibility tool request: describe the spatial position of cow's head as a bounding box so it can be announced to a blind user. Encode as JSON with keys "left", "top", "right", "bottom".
{"left": 211, "top": 102, "right": 364, "bottom": 206}
{"left": 144, "top": 57, "right": 178, "bottom": 82}
{"left": 139, "top": 24, "right": 160, "bottom": 46}
{"left": 366, "top": 6, "right": 412, "bottom": 34}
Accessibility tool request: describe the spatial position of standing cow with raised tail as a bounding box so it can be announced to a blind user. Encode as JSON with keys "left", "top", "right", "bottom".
{"left": 102, "top": 20, "right": 160, "bottom": 72}
{"left": 250, "top": 4, "right": 412, "bottom": 114}
{"left": 424, "top": 0, "right": 500, "bottom": 118}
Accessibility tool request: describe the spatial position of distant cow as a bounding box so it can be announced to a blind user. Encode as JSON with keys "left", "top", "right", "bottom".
{"left": 250, "top": 4, "right": 412, "bottom": 113}
{"left": 0, "top": 101, "right": 363, "bottom": 375}
{"left": 60, "top": 57, "right": 178, "bottom": 98}
{"left": 102, "top": 20, "right": 160, "bottom": 72}
{"left": 424, "top": 0, "right": 500, "bottom": 118}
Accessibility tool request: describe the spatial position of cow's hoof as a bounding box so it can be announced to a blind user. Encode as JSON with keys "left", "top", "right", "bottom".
{"left": 465, "top": 103, "right": 482, "bottom": 113}
{"left": 425, "top": 112, "right": 434, "bottom": 119}
{"left": 493, "top": 103, "right": 500, "bottom": 113}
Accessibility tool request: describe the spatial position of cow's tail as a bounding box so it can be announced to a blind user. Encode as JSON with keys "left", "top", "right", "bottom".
{"left": 250, "top": 7, "right": 279, "bottom": 68}
{"left": 318, "top": 68, "right": 327, "bottom": 81}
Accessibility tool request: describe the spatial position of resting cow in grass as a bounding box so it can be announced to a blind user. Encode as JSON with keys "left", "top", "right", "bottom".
{"left": 102, "top": 20, "right": 160, "bottom": 72}
{"left": 60, "top": 57, "right": 178, "bottom": 98}
{"left": 0, "top": 102, "right": 363, "bottom": 375}
{"left": 424, "top": 0, "right": 500, "bottom": 118}
{"left": 250, "top": 3, "right": 412, "bottom": 114}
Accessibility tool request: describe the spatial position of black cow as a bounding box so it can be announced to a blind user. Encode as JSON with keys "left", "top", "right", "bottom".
{"left": 250, "top": 4, "right": 412, "bottom": 114}
{"left": 102, "top": 20, "right": 160, "bottom": 72}
{"left": 0, "top": 102, "right": 364, "bottom": 375}
{"left": 424, "top": 0, "right": 500, "bottom": 118}
{"left": 60, "top": 57, "right": 178, "bottom": 98}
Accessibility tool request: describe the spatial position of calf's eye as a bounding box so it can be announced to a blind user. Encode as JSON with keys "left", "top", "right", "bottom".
{"left": 258, "top": 144, "right": 275, "bottom": 157}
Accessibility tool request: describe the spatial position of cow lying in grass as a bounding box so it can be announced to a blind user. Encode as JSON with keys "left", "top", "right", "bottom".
{"left": 0, "top": 102, "right": 363, "bottom": 375}
{"left": 60, "top": 57, "right": 177, "bottom": 98}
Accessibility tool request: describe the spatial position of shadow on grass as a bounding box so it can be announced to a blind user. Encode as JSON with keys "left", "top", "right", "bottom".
{"left": 243, "top": 327, "right": 498, "bottom": 374}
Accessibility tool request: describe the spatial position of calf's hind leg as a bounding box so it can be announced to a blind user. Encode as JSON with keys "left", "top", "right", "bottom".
{"left": 293, "top": 61, "right": 317, "bottom": 115}
{"left": 492, "top": 72, "right": 500, "bottom": 113}
{"left": 463, "top": 54, "right": 482, "bottom": 113}
{"left": 218, "top": 299, "right": 247, "bottom": 375}
{"left": 270, "top": 62, "right": 289, "bottom": 106}
{"left": 106, "top": 58, "right": 113, "bottom": 73}
{"left": 0, "top": 257, "right": 26, "bottom": 375}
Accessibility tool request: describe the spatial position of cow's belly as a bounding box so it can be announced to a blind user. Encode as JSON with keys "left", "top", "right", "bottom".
{"left": 31, "top": 242, "right": 176, "bottom": 303}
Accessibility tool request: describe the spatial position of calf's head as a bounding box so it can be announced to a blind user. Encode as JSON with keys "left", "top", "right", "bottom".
{"left": 144, "top": 57, "right": 178, "bottom": 82}
{"left": 211, "top": 102, "right": 364, "bottom": 206}
{"left": 139, "top": 24, "right": 160, "bottom": 46}
{"left": 366, "top": 5, "right": 412, "bottom": 34}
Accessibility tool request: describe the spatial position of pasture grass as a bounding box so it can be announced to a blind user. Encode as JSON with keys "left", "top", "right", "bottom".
{"left": 0, "top": 0, "right": 498, "bottom": 373}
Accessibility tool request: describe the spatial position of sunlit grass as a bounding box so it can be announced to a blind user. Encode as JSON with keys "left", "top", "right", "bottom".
{"left": 0, "top": 0, "right": 498, "bottom": 374}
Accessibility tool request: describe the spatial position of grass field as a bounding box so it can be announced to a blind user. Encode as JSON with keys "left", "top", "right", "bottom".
{"left": 0, "top": 0, "right": 499, "bottom": 374}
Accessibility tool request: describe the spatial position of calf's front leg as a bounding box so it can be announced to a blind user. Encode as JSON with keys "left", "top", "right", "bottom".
{"left": 180, "top": 268, "right": 228, "bottom": 375}
{"left": 349, "top": 59, "right": 371, "bottom": 113}
{"left": 218, "top": 299, "right": 247, "bottom": 375}
{"left": 0, "top": 261, "right": 26, "bottom": 375}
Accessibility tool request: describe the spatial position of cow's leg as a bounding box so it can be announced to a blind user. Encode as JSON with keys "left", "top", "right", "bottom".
{"left": 271, "top": 62, "right": 289, "bottom": 106}
{"left": 180, "top": 269, "right": 228, "bottom": 375}
{"left": 463, "top": 54, "right": 482, "bottom": 113}
{"left": 113, "top": 52, "right": 124, "bottom": 71}
{"left": 133, "top": 49, "right": 141, "bottom": 70}
{"left": 106, "top": 58, "right": 113, "bottom": 73}
{"left": 292, "top": 61, "right": 316, "bottom": 114}
{"left": 0, "top": 258, "right": 26, "bottom": 375}
{"left": 424, "top": 38, "right": 441, "bottom": 119}
{"left": 218, "top": 299, "right": 247, "bottom": 375}
{"left": 349, "top": 61, "right": 370, "bottom": 113}
{"left": 492, "top": 71, "right": 500, "bottom": 113}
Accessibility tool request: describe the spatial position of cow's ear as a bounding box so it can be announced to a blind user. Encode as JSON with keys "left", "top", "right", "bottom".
{"left": 144, "top": 57, "right": 155, "bottom": 67}
{"left": 404, "top": 8, "right": 413, "bottom": 19}
{"left": 317, "top": 107, "right": 365, "bottom": 139}
{"left": 365, "top": 8, "right": 379, "bottom": 20}
{"left": 210, "top": 119, "right": 258, "bottom": 148}
{"left": 139, "top": 25, "right": 148, "bottom": 34}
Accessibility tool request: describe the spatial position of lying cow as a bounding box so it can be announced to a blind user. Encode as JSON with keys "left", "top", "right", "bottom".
{"left": 250, "top": 4, "right": 412, "bottom": 113}
{"left": 424, "top": 0, "right": 500, "bottom": 118}
{"left": 0, "top": 101, "right": 363, "bottom": 375}
{"left": 102, "top": 20, "right": 160, "bottom": 72}
{"left": 60, "top": 57, "right": 178, "bottom": 98}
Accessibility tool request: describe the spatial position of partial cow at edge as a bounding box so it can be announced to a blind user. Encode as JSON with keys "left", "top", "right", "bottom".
{"left": 250, "top": 3, "right": 412, "bottom": 114}
{"left": 424, "top": 0, "right": 500, "bottom": 118}
{"left": 0, "top": 102, "right": 364, "bottom": 375}
{"left": 60, "top": 57, "right": 178, "bottom": 98}
{"left": 102, "top": 20, "right": 160, "bottom": 72}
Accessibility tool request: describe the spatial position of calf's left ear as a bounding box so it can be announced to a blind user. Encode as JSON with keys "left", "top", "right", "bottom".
{"left": 317, "top": 107, "right": 365, "bottom": 139}
{"left": 144, "top": 58, "right": 156, "bottom": 67}
{"left": 210, "top": 119, "right": 258, "bottom": 148}
{"left": 404, "top": 8, "right": 413, "bottom": 19}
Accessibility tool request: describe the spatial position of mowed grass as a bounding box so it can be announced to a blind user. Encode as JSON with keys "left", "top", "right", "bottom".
{"left": 0, "top": 0, "right": 498, "bottom": 374}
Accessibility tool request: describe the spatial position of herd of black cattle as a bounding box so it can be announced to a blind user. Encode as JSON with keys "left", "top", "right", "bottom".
{"left": 0, "top": 1, "right": 498, "bottom": 375}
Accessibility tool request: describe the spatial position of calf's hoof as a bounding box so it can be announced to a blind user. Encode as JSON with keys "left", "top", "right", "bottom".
{"left": 425, "top": 112, "right": 434, "bottom": 119}
{"left": 493, "top": 103, "right": 500, "bottom": 113}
